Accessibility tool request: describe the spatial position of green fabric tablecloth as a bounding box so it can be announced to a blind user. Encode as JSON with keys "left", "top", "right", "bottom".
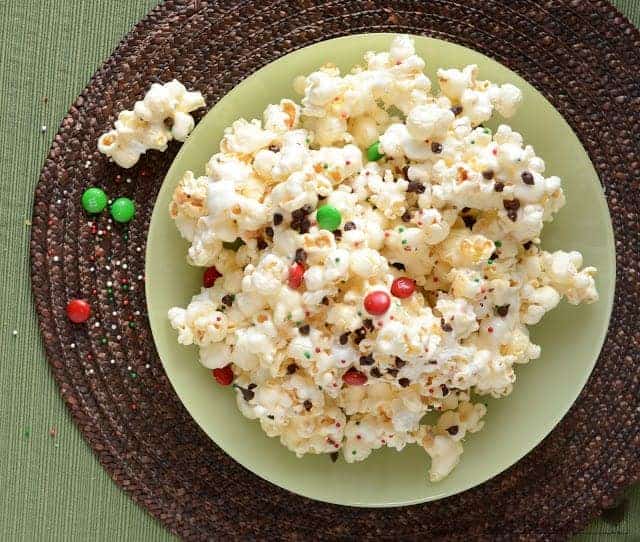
{"left": 0, "top": 1, "right": 637, "bottom": 539}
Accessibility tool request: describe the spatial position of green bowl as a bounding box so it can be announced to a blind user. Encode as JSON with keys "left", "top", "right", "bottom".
{"left": 146, "top": 34, "right": 615, "bottom": 507}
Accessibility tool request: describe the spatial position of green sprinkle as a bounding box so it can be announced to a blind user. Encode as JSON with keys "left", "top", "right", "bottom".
{"left": 401, "top": 239, "right": 408, "bottom": 245}
{"left": 488, "top": 259, "right": 494, "bottom": 265}
{"left": 130, "top": 372, "right": 138, "bottom": 379}
{"left": 398, "top": 227, "right": 405, "bottom": 232}
{"left": 107, "top": 287, "right": 113, "bottom": 294}
{"left": 222, "top": 237, "right": 245, "bottom": 251}
{"left": 470, "top": 140, "right": 475, "bottom": 144}
{"left": 494, "top": 240, "right": 502, "bottom": 247}
{"left": 287, "top": 313, "right": 292, "bottom": 320}
{"left": 335, "top": 257, "right": 340, "bottom": 263}
{"left": 323, "top": 163, "right": 328, "bottom": 169}
{"left": 101, "top": 337, "right": 108, "bottom": 345}
{"left": 474, "top": 278, "right": 480, "bottom": 282}
{"left": 352, "top": 451, "right": 357, "bottom": 455}
{"left": 357, "top": 311, "right": 362, "bottom": 316}
{"left": 23, "top": 427, "right": 31, "bottom": 438}
{"left": 366, "top": 140, "right": 385, "bottom": 161}
{"left": 304, "top": 351, "right": 311, "bottom": 359}
{"left": 123, "top": 233, "right": 129, "bottom": 241}
{"left": 122, "top": 284, "right": 129, "bottom": 291}
{"left": 128, "top": 322, "right": 136, "bottom": 329}
{"left": 483, "top": 127, "right": 492, "bottom": 135}
{"left": 295, "top": 321, "right": 303, "bottom": 326}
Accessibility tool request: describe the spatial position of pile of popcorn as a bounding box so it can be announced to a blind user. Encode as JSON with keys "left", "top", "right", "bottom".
{"left": 167, "top": 36, "right": 598, "bottom": 482}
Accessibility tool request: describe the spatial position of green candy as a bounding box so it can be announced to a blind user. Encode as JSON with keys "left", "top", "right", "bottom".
{"left": 366, "top": 140, "right": 384, "bottom": 161}
{"left": 110, "top": 197, "right": 135, "bottom": 223}
{"left": 316, "top": 205, "right": 342, "bottom": 231}
{"left": 222, "top": 237, "right": 245, "bottom": 251}
{"left": 81, "top": 187, "right": 108, "bottom": 214}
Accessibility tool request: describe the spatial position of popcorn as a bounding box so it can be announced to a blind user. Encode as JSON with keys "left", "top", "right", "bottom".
{"left": 168, "top": 36, "right": 598, "bottom": 482}
{"left": 98, "top": 80, "right": 205, "bottom": 168}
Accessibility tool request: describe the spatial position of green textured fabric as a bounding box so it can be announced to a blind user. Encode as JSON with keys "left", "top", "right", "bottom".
{"left": 0, "top": 1, "right": 636, "bottom": 540}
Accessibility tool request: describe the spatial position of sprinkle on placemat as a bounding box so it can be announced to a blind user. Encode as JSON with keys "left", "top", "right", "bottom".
{"left": 30, "top": 1, "right": 640, "bottom": 540}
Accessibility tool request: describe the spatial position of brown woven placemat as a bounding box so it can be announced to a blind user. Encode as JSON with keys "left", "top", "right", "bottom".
{"left": 30, "top": 0, "right": 640, "bottom": 539}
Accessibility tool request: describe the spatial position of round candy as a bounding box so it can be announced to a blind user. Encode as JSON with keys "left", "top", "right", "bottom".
{"left": 342, "top": 368, "right": 368, "bottom": 386}
{"left": 212, "top": 364, "right": 234, "bottom": 386}
{"left": 366, "top": 140, "right": 384, "bottom": 161}
{"left": 363, "top": 290, "right": 391, "bottom": 316}
{"left": 288, "top": 263, "right": 305, "bottom": 289}
{"left": 316, "top": 205, "right": 342, "bottom": 231}
{"left": 81, "top": 187, "right": 108, "bottom": 214}
{"left": 391, "top": 277, "right": 416, "bottom": 298}
{"left": 110, "top": 197, "right": 135, "bottom": 223}
{"left": 66, "top": 299, "right": 91, "bottom": 323}
{"left": 203, "top": 266, "right": 222, "bottom": 288}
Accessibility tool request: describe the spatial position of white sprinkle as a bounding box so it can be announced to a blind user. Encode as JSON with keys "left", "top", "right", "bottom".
{"left": 12, "top": 329, "right": 18, "bottom": 336}
{"left": 40, "top": 125, "right": 47, "bottom": 133}
{"left": 134, "top": 310, "right": 140, "bottom": 316}
{"left": 70, "top": 343, "right": 76, "bottom": 349}
{"left": 145, "top": 364, "right": 150, "bottom": 369}
{"left": 127, "top": 365, "right": 132, "bottom": 371}
{"left": 52, "top": 256, "right": 60, "bottom": 262}
{"left": 87, "top": 369, "right": 94, "bottom": 375}
{"left": 136, "top": 247, "right": 142, "bottom": 253}
{"left": 116, "top": 335, "right": 122, "bottom": 340}
{"left": 110, "top": 359, "right": 115, "bottom": 364}
{"left": 112, "top": 311, "right": 117, "bottom": 316}
{"left": 56, "top": 199, "right": 62, "bottom": 204}
{"left": 128, "top": 285, "right": 134, "bottom": 291}
{"left": 137, "top": 275, "right": 143, "bottom": 280}
{"left": 97, "top": 230, "right": 104, "bottom": 236}
{"left": 121, "top": 264, "right": 128, "bottom": 269}
{"left": 105, "top": 266, "right": 111, "bottom": 271}
{"left": 111, "top": 324, "right": 116, "bottom": 330}
{"left": 106, "top": 281, "right": 113, "bottom": 287}
{"left": 84, "top": 160, "right": 91, "bottom": 168}
{"left": 114, "top": 260, "right": 120, "bottom": 266}
{"left": 126, "top": 178, "right": 132, "bottom": 184}
{"left": 108, "top": 219, "right": 112, "bottom": 224}
{"left": 63, "top": 190, "right": 68, "bottom": 196}
{"left": 94, "top": 322, "right": 100, "bottom": 328}
{"left": 90, "top": 267, "right": 95, "bottom": 272}
{"left": 108, "top": 200, "right": 113, "bottom": 205}
{"left": 106, "top": 225, "right": 111, "bottom": 231}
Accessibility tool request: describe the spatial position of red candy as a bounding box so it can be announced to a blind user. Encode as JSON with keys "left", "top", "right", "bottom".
{"left": 363, "top": 290, "right": 391, "bottom": 315}
{"left": 203, "top": 266, "right": 222, "bottom": 288}
{"left": 66, "top": 299, "right": 91, "bottom": 323}
{"left": 391, "top": 277, "right": 416, "bottom": 298}
{"left": 212, "top": 364, "right": 234, "bottom": 386}
{"left": 288, "top": 263, "right": 305, "bottom": 289}
{"left": 342, "top": 368, "right": 368, "bottom": 386}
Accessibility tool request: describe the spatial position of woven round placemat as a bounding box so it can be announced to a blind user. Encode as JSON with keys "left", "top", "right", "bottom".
{"left": 31, "top": 0, "right": 640, "bottom": 539}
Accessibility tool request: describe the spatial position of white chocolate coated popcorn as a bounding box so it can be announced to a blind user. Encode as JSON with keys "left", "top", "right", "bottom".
{"left": 168, "top": 36, "right": 598, "bottom": 482}
{"left": 98, "top": 80, "right": 205, "bottom": 168}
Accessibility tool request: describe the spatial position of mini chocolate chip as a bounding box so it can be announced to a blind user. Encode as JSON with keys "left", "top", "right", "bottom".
{"left": 398, "top": 378, "right": 410, "bottom": 387}
{"left": 446, "top": 425, "right": 459, "bottom": 436}
{"left": 495, "top": 305, "right": 510, "bottom": 317}
{"left": 507, "top": 209, "right": 518, "bottom": 222}
{"left": 440, "top": 384, "right": 449, "bottom": 396}
{"left": 494, "top": 181, "right": 505, "bottom": 192}
{"left": 343, "top": 221, "right": 356, "bottom": 231}
{"left": 286, "top": 364, "right": 298, "bottom": 375}
{"left": 521, "top": 171, "right": 534, "bottom": 185}
{"left": 339, "top": 332, "right": 350, "bottom": 345}
{"left": 482, "top": 170, "right": 494, "bottom": 180}
{"left": 430, "top": 141, "right": 443, "bottom": 154}
{"left": 391, "top": 262, "right": 406, "bottom": 271}
{"left": 273, "top": 213, "right": 283, "bottom": 226}
{"left": 268, "top": 144, "right": 280, "bottom": 153}
{"left": 298, "top": 324, "right": 310, "bottom": 335}
{"left": 248, "top": 383, "right": 257, "bottom": 390}
{"left": 296, "top": 218, "right": 311, "bottom": 234}
{"left": 353, "top": 327, "right": 367, "bottom": 344}
{"left": 221, "top": 294, "right": 234, "bottom": 306}
{"left": 363, "top": 318, "right": 374, "bottom": 332}
{"left": 303, "top": 400, "right": 313, "bottom": 411}
{"left": 441, "top": 318, "right": 453, "bottom": 332}
{"left": 239, "top": 387, "right": 255, "bottom": 401}
{"left": 370, "top": 367, "right": 382, "bottom": 378}
{"left": 318, "top": 194, "right": 327, "bottom": 200}
{"left": 523, "top": 241, "right": 533, "bottom": 250}
{"left": 321, "top": 296, "right": 330, "bottom": 306}
{"left": 503, "top": 198, "right": 521, "bottom": 211}
{"left": 359, "top": 354, "right": 375, "bottom": 366}
{"left": 462, "top": 207, "right": 471, "bottom": 213}
{"left": 330, "top": 451, "right": 339, "bottom": 463}
{"left": 265, "top": 226, "right": 274, "bottom": 238}
{"left": 387, "top": 368, "right": 399, "bottom": 377}
{"left": 402, "top": 165, "right": 410, "bottom": 180}
{"left": 490, "top": 251, "right": 499, "bottom": 261}
{"left": 462, "top": 215, "right": 476, "bottom": 229}
{"left": 333, "top": 229, "right": 342, "bottom": 239}
{"left": 294, "top": 248, "right": 307, "bottom": 264}
{"left": 395, "top": 357, "right": 406, "bottom": 368}
{"left": 267, "top": 415, "right": 275, "bottom": 420}
{"left": 257, "top": 238, "right": 268, "bottom": 250}
{"left": 451, "top": 105, "right": 463, "bottom": 116}
{"left": 407, "top": 181, "right": 426, "bottom": 193}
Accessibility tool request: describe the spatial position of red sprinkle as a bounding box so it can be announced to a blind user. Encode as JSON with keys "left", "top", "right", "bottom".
{"left": 66, "top": 299, "right": 91, "bottom": 323}
{"left": 288, "top": 263, "right": 305, "bottom": 289}
{"left": 212, "top": 364, "right": 234, "bottom": 386}
{"left": 342, "top": 368, "right": 368, "bottom": 386}
{"left": 391, "top": 277, "right": 416, "bottom": 298}
{"left": 203, "top": 266, "right": 222, "bottom": 288}
{"left": 363, "top": 291, "right": 391, "bottom": 316}
{"left": 487, "top": 326, "right": 494, "bottom": 333}
{"left": 492, "top": 148, "right": 498, "bottom": 156}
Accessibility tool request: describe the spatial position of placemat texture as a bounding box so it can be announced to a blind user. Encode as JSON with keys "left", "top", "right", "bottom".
{"left": 1, "top": 0, "right": 638, "bottom": 540}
